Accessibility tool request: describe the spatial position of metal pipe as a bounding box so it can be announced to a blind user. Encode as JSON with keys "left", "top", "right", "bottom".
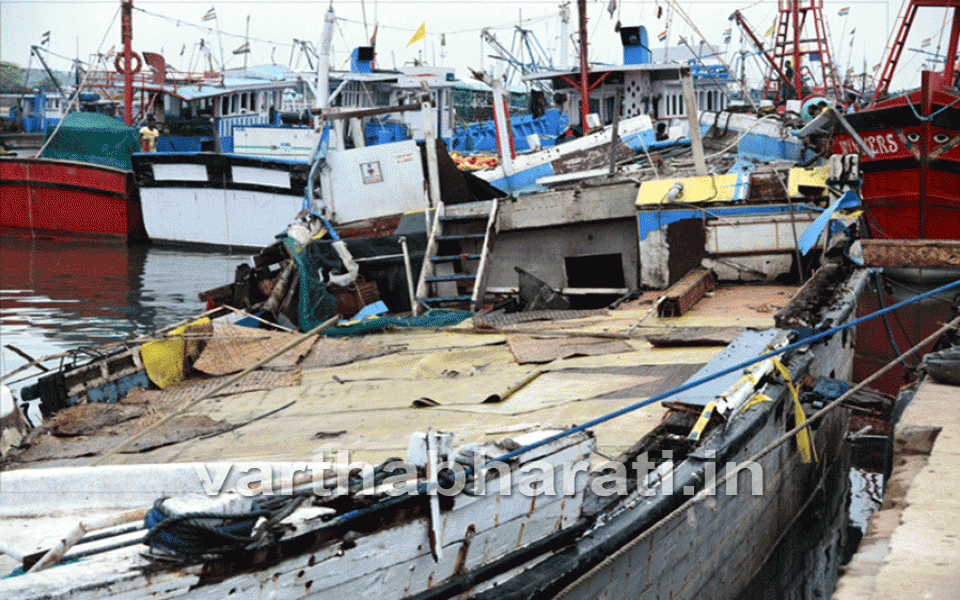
{"left": 577, "top": 0, "right": 589, "bottom": 131}
{"left": 399, "top": 236, "right": 418, "bottom": 313}
{"left": 121, "top": 0, "right": 133, "bottom": 125}
{"left": 317, "top": 7, "right": 335, "bottom": 111}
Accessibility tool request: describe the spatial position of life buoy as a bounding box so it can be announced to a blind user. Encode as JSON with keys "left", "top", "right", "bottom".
{"left": 114, "top": 51, "right": 143, "bottom": 75}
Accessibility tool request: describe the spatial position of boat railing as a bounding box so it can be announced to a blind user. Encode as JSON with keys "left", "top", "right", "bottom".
{"left": 82, "top": 70, "right": 226, "bottom": 91}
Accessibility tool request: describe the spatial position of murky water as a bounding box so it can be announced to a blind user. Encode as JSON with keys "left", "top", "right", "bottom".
{"left": 0, "top": 231, "right": 250, "bottom": 381}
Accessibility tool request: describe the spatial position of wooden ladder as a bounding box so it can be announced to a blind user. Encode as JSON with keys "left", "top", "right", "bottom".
{"left": 415, "top": 199, "right": 499, "bottom": 315}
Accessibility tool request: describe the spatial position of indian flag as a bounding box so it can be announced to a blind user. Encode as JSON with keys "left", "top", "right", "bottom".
{"left": 658, "top": 29, "right": 667, "bottom": 42}
{"left": 233, "top": 42, "right": 250, "bottom": 55}
{"left": 838, "top": 7, "right": 849, "bottom": 17}
{"left": 921, "top": 38, "right": 931, "bottom": 47}
{"left": 202, "top": 7, "right": 217, "bottom": 21}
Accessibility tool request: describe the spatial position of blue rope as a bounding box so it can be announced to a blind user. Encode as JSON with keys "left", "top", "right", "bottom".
{"left": 903, "top": 92, "right": 960, "bottom": 122}
{"left": 307, "top": 211, "right": 340, "bottom": 242}
{"left": 326, "top": 274, "right": 960, "bottom": 527}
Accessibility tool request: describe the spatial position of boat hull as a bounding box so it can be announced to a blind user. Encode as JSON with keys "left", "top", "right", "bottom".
{"left": 0, "top": 158, "right": 145, "bottom": 241}
{"left": 132, "top": 153, "right": 311, "bottom": 251}
{"left": 831, "top": 80, "right": 960, "bottom": 240}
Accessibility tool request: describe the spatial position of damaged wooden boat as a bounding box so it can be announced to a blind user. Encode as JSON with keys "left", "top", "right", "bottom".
{"left": 0, "top": 254, "right": 873, "bottom": 599}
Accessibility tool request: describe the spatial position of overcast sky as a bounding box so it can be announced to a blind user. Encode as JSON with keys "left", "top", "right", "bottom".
{"left": 0, "top": 0, "right": 950, "bottom": 93}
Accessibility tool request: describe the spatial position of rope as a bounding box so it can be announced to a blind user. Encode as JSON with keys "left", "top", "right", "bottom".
{"left": 903, "top": 93, "right": 960, "bottom": 123}
{"left": 322, "top": 274, "right": 960, "bottom": 531}
{"left": 144, "top": 494, "right": 305, "bottom": 560}
{"left": 141, "top": 455, "right": 413, "bottom": 562}
{"left": 553, "top": 313, "right": 960, "bottom": 598}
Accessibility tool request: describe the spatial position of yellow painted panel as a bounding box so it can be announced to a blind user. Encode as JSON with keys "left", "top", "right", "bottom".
{"left": 636, "top": 173, "right": 742, "bottom": 206}
{"left": 787, "top": 166, "right": 830, "bottom": 197}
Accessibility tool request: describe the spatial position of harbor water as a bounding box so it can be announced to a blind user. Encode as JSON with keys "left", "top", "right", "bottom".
{"left": 0, "top": 231, "right": 249, "bottom": 379}
{"left": 0, "top": 230, "right": 885, "bottom": 596}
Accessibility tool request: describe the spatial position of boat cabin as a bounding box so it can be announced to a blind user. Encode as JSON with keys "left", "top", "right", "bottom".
{"left": 525, "top": 26, "right": 732, "bottom": 136}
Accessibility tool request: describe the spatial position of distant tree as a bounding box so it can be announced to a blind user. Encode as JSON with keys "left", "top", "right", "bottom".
{"left": 1, "top": 62, "right": 25, "bottom": 90}
{"left": 36, "top": 76, "right": 61, "bottom": 91}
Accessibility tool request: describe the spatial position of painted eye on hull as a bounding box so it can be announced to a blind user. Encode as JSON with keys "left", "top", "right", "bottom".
{"left": 933, "top": 132, "right": 950, "bottom": 144}
{"left": 906, "top": 132, "right": 921, "bottom": 143}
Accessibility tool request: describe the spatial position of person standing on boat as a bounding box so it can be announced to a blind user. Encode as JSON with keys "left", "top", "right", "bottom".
{"left": 783, "top": 60, "right": 797, "bottom": 102}
{"left": 138, "top": 116, "right": 160, "bottom": 152}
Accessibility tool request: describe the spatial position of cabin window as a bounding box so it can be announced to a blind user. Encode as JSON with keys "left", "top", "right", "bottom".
{"left": 707, "top": 90, "right": 714, "bottom": 111}
{"left": 221, "top": 96, "right": 228, "bottom": 115}
{"left": 240, "top": 92, "right": 249, "bottom": 111}
{"left": 231, "top": 94, "right": 238, "bottom": 114}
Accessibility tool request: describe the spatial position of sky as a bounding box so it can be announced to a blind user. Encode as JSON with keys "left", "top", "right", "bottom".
{"left": 0, "top": 0, "right": 952, "bottom": 94}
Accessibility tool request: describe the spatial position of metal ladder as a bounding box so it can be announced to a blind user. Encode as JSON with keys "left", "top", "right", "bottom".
{"left": 764, "top": 0, "right": 842, "bottom": 102}
{"left": 414, "top": 199, "right": 499, "bottom": 314}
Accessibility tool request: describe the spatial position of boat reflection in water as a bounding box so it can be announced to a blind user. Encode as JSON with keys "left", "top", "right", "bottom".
{"left": 0, "top": 230, "right": 249, "bottom": 377}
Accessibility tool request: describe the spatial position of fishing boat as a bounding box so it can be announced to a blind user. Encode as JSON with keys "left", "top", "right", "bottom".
{"left": 0, "top": 246, "right": 878, "bottom": 599}
{"left": 824, "top": 0, "right": 960, "bottom": 240}
{"left": 0, "top": 1, "right": 297, "bottom": 242}
{"left": 0, "top": 112, "right": 147, "bottom": 241}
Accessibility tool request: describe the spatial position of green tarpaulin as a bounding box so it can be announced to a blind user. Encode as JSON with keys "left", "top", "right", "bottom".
{"left": 40, "top": 112, "right": 141, "bottom": 171}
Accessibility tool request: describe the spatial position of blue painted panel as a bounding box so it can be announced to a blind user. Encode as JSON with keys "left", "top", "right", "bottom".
{"left": 668, "top": 329, "right": 784, "bottom": 407}
{"left": 488, "top": 162, "right": 555, "bottom": 195}
{"left": 72, "top": 370, "right": 151, "bottom": 404}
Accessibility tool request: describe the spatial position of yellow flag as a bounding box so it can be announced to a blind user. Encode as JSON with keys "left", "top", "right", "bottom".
{"left": 765, "top": 23, "right": 776, "bottom": 37}
{"left": 407, "top": 22, "right": 426, "bottom": 47}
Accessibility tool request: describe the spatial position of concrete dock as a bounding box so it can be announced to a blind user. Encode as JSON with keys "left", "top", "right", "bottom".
{"left": 833, "top": 377, "right": 960, "bottom": 599}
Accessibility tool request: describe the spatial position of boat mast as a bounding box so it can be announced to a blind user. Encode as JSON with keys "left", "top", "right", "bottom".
{"left": 943, "top": 4, "right": 960, "bottom": 80}
{"left": 122, "top": 0, "right": 133, "bottom": 125}
{"left": 577, "top": 0, "right": 589, "bottom": 130}
{"left": 317, "top": 7, "right": 335, "bottom": 110}
{"left": 558, "top": 2, "right": 570, "bottom": 70}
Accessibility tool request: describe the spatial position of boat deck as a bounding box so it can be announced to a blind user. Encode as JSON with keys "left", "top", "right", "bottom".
{"left": 11, "top": 284, "right": 797, "bottom": 469}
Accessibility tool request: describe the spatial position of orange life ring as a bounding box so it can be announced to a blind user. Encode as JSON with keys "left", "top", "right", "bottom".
{"left": 114, "top": 51, "right": 143, "bottom": 75}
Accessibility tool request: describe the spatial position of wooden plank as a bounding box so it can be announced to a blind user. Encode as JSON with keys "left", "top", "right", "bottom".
{"left": 658, "top": 268, "right": 715, "bottom": 317}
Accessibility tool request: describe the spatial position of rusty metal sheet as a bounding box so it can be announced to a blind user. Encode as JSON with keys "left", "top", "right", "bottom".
{"left": 506, "top": 334, "right": 634, "bottom": 364}
{"left": 300, "top": 339, "right": 400, "bottom": 369}
{"left": 474, "top": 309, "right": 607, "bottom": 329}
{"left": 858, "top": 239, "right": 960, "bottom": 268}
{"left": 16, "top": 415, "right": 230, "bottom": 462}
{"left": 551, "top": 139, "right": 635, "bottom": 175}
{"left": 658, "top": 268, "right": 716, "bottom": 317}
{"left": 50, "top": 403, "right": 146, "bottom": 437}
{"left": 646, "top": 326, "right": 745, "bottom": 347}
{"left": 193, "top": 324, "right": 317, "bottom": 375}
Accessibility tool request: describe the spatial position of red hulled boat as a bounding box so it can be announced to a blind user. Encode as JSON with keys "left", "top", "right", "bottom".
{"left": 830, "top": 0, "right": 960, "bottom": 240}
{"left": 1, "top": 156, "right": 145, "bottom": 242}
{"left": 0, "top": 1, "right": 146, "bottom": 242}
